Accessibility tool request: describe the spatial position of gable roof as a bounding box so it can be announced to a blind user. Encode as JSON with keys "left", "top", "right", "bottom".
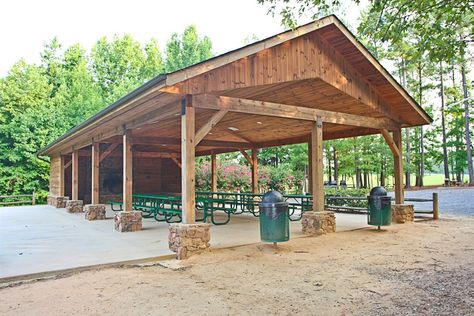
{"left": 38, "top": 14, "right": 431, "bottom": 156}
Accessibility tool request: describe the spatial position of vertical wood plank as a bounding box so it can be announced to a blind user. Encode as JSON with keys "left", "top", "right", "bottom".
{"left": 393, "top": 129, "right": 404, "bottom": 204}
{"left": 211, "top": 151, "right": 217, "bottom": 193}
{"left": 181, "top": 95, "right": 196, "bottom": 224}
{"left": 72, "top": 150, "right": 79, "bottom": 200}
{"left": 123, "top": 131, "right": 133, "bottom": 211}
{"left": 311, "top": 117, "right": 324, "bottom": 212}
{"left": 252, "top": 149, "right": 258, "bottom": 194}
{"left": 59, "top": 155, "right": 65, "bottom": 196}
{"left": 91, "top": 142, "right": 100, "bottom": 204}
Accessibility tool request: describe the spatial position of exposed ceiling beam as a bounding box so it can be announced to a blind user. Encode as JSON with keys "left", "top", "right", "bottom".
{"left": 193, "top": 94, "right": 400, "bottom": 131}
{"left": 131, "top": 136, "right": 254, "bottom": 149}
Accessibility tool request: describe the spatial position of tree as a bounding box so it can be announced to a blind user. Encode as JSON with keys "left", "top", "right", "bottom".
{"left": 164, "top": 25, "right": 213, "bottom": 72}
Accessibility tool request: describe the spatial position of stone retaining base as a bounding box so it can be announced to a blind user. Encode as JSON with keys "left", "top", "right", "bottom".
{"left": 115, "top": 211, "right": 142, "bottom": 232}
{"left": 47, "top": 196, "right": 69, "bottom": 208}
{"left": 84, "top": 204, "right": 106, "bottom": 220}
{"left": 169, "top": 223, "right": 211, "bottom": 260}
{"left": 302, "top": 211, "right": 336, "bottom": 236}
{"left": 391, "top": 204, "right": 414, "bottom": 223}
{"left": 66, "top": 200, "right": 83, "bottom": 213}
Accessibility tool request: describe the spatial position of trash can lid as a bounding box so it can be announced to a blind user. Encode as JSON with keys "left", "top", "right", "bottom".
{"left": 261, "top": 190, "right": 285, "bottom": 204}
{"left": 369, "top": 186, "right": 387, "bottom": 196}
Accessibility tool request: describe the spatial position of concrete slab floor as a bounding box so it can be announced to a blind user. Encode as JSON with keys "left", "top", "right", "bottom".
{"left": 0, "top": 205, "right": 369, "bottom": 278}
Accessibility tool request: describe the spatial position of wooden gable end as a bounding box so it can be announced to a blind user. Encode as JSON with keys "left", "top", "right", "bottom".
{"left": 163, "top": 30, "right": 397, "bottom": 122}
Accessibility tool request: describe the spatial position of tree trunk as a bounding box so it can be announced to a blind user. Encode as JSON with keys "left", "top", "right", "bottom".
{"left": 327, "top": 149, "right": 332, "bottom": 182}
{"left": 440, "top": 62, "right": 450, "bottom": 185}
{"left": 417, "top": 64, "right": 424, "bottom": 187}
{"left": 405, "top": 128, "right": 411, "bottom": 188}
{"left": 380, "top": 159, "right": 385, "bottom": 187}
{"left": 333, "top": 147, "right": 338, "bottom": 185}
{"left": 461, "top": 65, "right": 474, "bottom": 185}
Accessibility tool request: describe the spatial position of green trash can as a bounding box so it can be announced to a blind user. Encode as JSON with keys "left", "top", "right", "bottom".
{"left": 367, "top": 186, "right": 392, "bottom": 228}
{"left": 259, "top": 191, "right": 290, "bottom": 242}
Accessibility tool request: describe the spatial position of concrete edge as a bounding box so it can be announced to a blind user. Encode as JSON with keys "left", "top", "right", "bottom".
{"left": 0, "top": 254, "right": 176, "bottom": 288}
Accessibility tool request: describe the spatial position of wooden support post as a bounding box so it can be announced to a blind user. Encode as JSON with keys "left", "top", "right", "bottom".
{"left": 59, "top": 155, "right": 65, "bottom": 196}
{"left": 71, "top": 150, "right": 79, "bottom": 200}
{"left": 433, "top": 192, "right": 439, "bottom": 219}
{"left": 91, "top": 143, "right": 100, "bottom": 204}
{"left": 252, "top": 149, "right": 258, "bottom": 194}
{"left": 311, "top": 117, "right": 324, "bottom": 212}
{"left": 181, "top": 95, "right": 196, "bottom": 224}
{"left": 393, "top": 129, "right": 404, "bottom": 204}
{"left": 211, "top": 152, "right": 217, "bottom": 193}
{"left": 123, "top": 131, "right": 133, "bottom": 212}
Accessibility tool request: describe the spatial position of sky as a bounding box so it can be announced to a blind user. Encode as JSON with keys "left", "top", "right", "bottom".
{"left": 0, "top": 0, "right": 366, "bottom": 76}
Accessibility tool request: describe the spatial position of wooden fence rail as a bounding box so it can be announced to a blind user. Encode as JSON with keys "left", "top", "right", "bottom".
{"left": 0, "top": 192, "right": 36, "bottom": 207}
{"left": 325, "top": 192, "right": 439, "bottom": 219}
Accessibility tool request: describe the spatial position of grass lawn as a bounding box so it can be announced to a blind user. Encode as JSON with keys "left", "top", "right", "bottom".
{"left": 325, "top": 173, "right": 448, "bottom": 188}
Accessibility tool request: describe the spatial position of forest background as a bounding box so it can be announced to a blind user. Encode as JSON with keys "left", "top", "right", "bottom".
{"left": 0, "top": 0, "right": 472, "bottom": 201}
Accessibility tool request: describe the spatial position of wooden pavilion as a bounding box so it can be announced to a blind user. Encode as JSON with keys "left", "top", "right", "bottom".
{"left": 40, "top": 15, "right": 431, "bottom": 254}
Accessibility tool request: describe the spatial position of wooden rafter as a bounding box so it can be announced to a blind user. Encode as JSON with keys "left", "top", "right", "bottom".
{"left": 193, "top": 94, "right": 400, "bottom": 131}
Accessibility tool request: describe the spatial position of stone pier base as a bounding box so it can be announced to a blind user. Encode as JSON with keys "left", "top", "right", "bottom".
{"left": 302, "top": 211, "right": 336, "bottom": 236}
{"left": 84, "top": 204, "right": 106, "bottom": 220}
{"left": 115, "top": 211, "right": 142, "bottom": 232}
{"left": 66, "top": 200, "right": 83, "bottom": 213}
{"left": 391, "top": 204, "right": 414, "bottom": 223}
{"left": 47, "top": 196, "right": 69, "bottom": 208}
{"left": 169, "top": 223, "right": 211, "bottom": 260}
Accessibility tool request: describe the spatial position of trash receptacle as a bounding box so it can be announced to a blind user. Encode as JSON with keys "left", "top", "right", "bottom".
{"left": 367, "top": 186, "right": 392, "bottom": 228}
{"left": 259, "top": 191, "right": 289, "bottom": 242}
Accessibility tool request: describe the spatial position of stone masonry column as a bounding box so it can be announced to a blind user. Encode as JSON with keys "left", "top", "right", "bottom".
{"left": 301, "top": 211, "right": 336, "bottom": 236}
{"left": 169, "top": 223, "right": 211, "bottom": 259}
{"left": 115, "top": 211, "right": 142, "bottom": 232}
{"left": 84, "top": 204, "right": 106, "bottom": 220}
{"left": 66, "top": 200, "right": 84, "bottom": 213}
{"left": 47, "top": 196, "right": 69, "bottom": 208}
{"left": 391, "top": 204, "right": 414, "bottom": 223}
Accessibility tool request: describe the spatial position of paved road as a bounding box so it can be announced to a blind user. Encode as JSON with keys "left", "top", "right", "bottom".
{"left": 396, "top": 187, "right": 474, "bottom": 217}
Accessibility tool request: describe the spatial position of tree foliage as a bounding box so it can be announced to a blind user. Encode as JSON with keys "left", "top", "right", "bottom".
{"left": 0, "top": 26, "right": 213, "bottom": 200}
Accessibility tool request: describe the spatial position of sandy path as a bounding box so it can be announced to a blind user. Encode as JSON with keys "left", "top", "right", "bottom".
{"left": 1, "top": 217, "right": 473, "bottom": 315}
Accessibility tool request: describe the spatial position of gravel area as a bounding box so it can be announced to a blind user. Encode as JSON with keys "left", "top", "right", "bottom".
{"left": 1, "top": 218, "right": 473, "bottom": 315}
{"left": 402, "top": 187, "right": 474, "bottom": 217}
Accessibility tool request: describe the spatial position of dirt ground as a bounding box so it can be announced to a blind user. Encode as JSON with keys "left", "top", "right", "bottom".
{"left": 1, "top": 217, "right": 473, "bottom": 316}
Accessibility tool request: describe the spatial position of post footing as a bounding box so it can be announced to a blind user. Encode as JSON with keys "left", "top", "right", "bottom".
{"left": 302, "top": 211, "right": 336, "bottom": 236}
{"left": 66, "top": 200, "right": 83, "bottom": 213}
{"left": 47, "top": 196, "right": 69, "bottom": 208}
{"left": 114, "top": 211, "right": 142, "bottom": 232}
{"left": 169, "top": 223, "right": 211, "bottom": 260}
{"left": 391, "top": 204, "right": 414, "bottom": 223}
{"left": 84, "top": 204, "right": 106, "bottom": 220}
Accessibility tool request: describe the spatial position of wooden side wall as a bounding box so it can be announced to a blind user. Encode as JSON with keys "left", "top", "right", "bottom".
{"left": 161, "top": 158, "right": 181, "bottom": 193}
{"left": 51, "top": 154, "right": 181, "bottom": 201}
{"left": 133, "top": 158, "right": 163, "bottom": 194}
